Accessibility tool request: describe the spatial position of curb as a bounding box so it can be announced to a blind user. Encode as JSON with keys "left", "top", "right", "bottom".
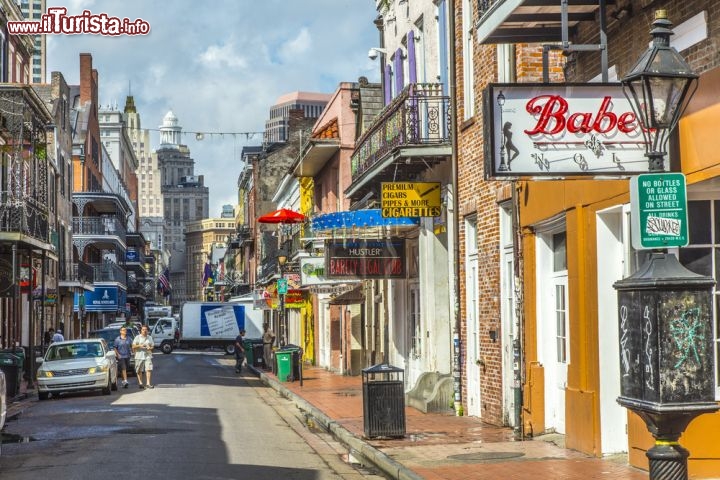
{"left": 6, "top": 390, "right": 34, "bottom": 423}
{"left": 254, "top": 367, "right": 424, "bottom": 480}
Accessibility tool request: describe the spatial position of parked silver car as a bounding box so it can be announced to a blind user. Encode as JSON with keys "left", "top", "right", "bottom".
{"left": 36, "top": 339, "right": 118, "bottom": 400}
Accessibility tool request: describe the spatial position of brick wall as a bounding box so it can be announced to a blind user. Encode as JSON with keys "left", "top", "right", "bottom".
{"left": 569, "top": 0, "right": 720, "bottom": 81}
{"left": 454, "top": 2, "right": 564, "bottom": 425}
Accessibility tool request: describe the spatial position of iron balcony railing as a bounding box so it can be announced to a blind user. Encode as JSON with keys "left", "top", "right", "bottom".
{"left": 351, "top": 83, "right": 451, "bottom": 181}
{"left": 59, "top": 260, "right": 94, "bottom": 284}
{"left": 89, "top": 262, "right": 127, "bottom": 285}
{"left": 0, "top": 194, "right": 50, "bottom": 243}
{"left": 72, "top": 216, "right": 127, "bottom": 239}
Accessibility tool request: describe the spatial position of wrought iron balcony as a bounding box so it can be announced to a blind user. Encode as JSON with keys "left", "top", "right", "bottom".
{"left": 59, "top": 260, "right": 94, "bottom": 284}
{"left": 0, "top": 194, "right": 49, "bottom": 244}
{"left": 89, "top": 262, "right": 127, "bottom": 285}
{"left": 350, "top": 83, "right": 451, "bottom": 182}
{"left": 72, "top": 216, "right": 127, "bottom": 239}
{"left": 0, "top": 86, "right": 52, "bottom": 248}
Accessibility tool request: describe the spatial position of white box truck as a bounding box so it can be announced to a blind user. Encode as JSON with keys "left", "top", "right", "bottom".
{"left": 179, "top": 301, "right": 263, "bottom": 355}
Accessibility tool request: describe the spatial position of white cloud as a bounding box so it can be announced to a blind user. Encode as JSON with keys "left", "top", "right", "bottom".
{"left": 279, "top": 27, "right": 311, "bottom": 63}
{"left": 197, "top": 43, "right": 247, "bottom": 69}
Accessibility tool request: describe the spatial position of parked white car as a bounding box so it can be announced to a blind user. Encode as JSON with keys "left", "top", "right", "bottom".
{"left": 36, "top": 339, "right": 118, "bottom": 400}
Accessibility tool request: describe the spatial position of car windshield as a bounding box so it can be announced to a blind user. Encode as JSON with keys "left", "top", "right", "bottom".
{"left": 90, "top": 328, "right": 135, "bottom": 344}
{"left": 46, "top": 342, "right": 103, "bottom": 361}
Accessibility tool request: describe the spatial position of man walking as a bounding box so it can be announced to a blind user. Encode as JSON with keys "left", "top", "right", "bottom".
{"left": 113, "top": 327, "right": 132, "bottom": 388}
{"left": 52, "top": 329, "right": 65, "bottom": 343}
{"left": 234, "top": 329, "right": 246, "bottom": 373}
{"left": 132, "top": 325, "right": 154, "bottom": 389}
{"left": 262, "top": 323, "right": 275, "bottom": 371}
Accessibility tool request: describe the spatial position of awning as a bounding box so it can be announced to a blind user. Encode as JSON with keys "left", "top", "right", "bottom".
{"left": 329, "top": 285, "right": 365, "bottom": 305}
{"left": 311, "top": 209, "right": 419, "bottom": 231}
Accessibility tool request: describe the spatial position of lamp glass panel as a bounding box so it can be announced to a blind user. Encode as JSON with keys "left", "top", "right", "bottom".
{"left": 625, "top": 78, "right": 651, "bottom": 129}
{"left": 647, "top": 76, "right": 689, "bottom": 127}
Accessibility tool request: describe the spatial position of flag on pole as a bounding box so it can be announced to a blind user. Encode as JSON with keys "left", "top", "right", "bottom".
{"left": 158, "top": 268, "right": 171, "bottom": 297}
{"left": 202, "top": 262, "right": 213, "bottom": 287}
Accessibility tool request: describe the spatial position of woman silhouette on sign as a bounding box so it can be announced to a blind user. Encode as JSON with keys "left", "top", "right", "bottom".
{"left": 503, "top": 121, "right": 520, "bottom": 170}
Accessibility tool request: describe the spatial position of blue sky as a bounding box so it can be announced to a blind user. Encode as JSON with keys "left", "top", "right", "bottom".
{"left": 46, "top": 0, "right": 380, "bottom": 215}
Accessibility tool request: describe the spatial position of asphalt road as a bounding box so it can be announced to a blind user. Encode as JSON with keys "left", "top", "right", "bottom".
{"left": 0, "top": 351, "right": 384, "bottom": 480}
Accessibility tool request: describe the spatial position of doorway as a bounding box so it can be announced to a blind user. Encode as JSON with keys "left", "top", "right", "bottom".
{"left": 537, "top": 227, "right": 568, "bottom": 434}
{"left": 465, "top": 216, "right": 481, "bottom": 417}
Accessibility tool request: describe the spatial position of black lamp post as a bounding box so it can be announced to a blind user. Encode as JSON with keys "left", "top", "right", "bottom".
{"left": 621, "top": 10, "right": 698, "bottom": 173}
{"left": 615, "top": 10, "right": 717, "bottom": 480}
{"left": 496, "top": 91, "right": 508, "bottom": 171}
{"left": 277, "top": 249, "right": 288, "bottom": 347}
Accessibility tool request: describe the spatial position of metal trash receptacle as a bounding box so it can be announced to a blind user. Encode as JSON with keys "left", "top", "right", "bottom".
{"left": 362, "top": 363, "right": 405, "bottom": 438}
{"left": 0, "top": 352, "right": 23, "bottom": 398}
{"left": 251, "top": 342, "right": 265, "bottom": 368}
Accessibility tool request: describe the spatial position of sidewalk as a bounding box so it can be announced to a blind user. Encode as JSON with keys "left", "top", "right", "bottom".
{"left": 255, "top": 364, "right": 648, "bottom": 480}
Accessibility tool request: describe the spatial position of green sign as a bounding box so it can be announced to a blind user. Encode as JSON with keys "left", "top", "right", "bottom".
{"left": 277, "top": 278, "right": 288, "bottom": 295}
{"left": 630, "top": 172, "right": 688, "bottom": 249}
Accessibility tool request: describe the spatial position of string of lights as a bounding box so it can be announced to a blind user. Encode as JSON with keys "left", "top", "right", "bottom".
{"left": 124, "top": 126, "right": 265, "bottom": 142}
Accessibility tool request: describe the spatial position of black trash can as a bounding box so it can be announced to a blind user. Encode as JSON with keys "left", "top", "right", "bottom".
{"left": 362, "top": 363, "right": 405, "bottom": 438}
{"left": 0, "top": 351, "right": 23, "bottom": 398}
{"left": 251, "top": 341, "right": 265, "bottom": 368}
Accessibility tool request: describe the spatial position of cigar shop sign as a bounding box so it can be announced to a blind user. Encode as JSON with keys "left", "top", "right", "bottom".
{"left": 325, "top": 238, "right": 405, "bottom": 278}
{"left": 485, "top": 83, "right": 661, "bottom": 178}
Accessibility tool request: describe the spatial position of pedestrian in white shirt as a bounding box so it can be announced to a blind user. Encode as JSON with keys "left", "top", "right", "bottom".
{"left": 132, "top": 325, "right": 154, "bottom": 389}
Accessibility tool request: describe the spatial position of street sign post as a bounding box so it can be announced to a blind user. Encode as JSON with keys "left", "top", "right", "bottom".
{"left": 630, "top": 172, "right": 688, "bottom": 250}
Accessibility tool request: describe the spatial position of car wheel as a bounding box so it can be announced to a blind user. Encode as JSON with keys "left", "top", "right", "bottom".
{"left": 102, "top": 376, "right": 112, "bottom": 395}
{"left": 224, "top": 344, "right": 235, "bottom": 355}
{"left": 38, "top": 391, "right": 49, "bottom": 401}
{"left": 161, "top": 342, "right": 173, "bottom": 354}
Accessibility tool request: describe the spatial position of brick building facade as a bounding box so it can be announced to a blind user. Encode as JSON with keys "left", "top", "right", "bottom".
{"left": 454, "top": 1, "right": 564, "bottom": 426}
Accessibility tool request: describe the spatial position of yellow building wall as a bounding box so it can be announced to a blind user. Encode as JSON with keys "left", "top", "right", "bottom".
{"left": 519, "top": 107, "right": 720, "bottom": 473}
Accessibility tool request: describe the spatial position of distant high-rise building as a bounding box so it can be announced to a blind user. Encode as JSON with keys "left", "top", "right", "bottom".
{"left": 156, "top": 111, "right": 209, "bottom": 310}
{"left": 20, "top": 0, "right": 46, "bottom": 84}
{"left": 221, "top": 204, "right": 234, "bottom": 218}
{"left": 264, "top": 91, "right": 331, "bottom": 143}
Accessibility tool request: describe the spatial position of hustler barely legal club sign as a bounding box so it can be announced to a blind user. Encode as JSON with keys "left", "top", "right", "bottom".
{"left": 325, "top": 238, "right": 405, "bottom": 278}
{"left": 484, "top": 83, "right": 659, "bottom": 178}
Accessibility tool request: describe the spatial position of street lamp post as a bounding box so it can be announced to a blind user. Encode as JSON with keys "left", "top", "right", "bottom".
{"left": 615, "top": 10, "right": 717, "bottom": 480}
{"left": 621, "top": 10, "right": 698, "bottom": 173}
{"left": 277, "top": 249, "right": 288, "bottom": 348}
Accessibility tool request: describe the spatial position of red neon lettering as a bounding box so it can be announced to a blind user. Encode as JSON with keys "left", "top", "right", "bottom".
{"left": 525, "top": 95, "right": 567, "bottom": 135}
{"left": 524, "top": 95, "right": 638, "bottom": 136}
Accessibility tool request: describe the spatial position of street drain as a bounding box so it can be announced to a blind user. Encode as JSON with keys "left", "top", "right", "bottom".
{"left": 1, "top": 433, "right": 36, "bottom": 444}
{"left": 447, "top": 451, "right": 525, "bottom": 462}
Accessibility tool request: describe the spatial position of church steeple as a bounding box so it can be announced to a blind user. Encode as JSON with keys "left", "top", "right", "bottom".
{"left": 124, "top": 95, "right": 137, "bottom": 114}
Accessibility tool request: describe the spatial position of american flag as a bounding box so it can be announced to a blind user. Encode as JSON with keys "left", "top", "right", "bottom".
{"left": 158, "top": 268, "right": 171, "bottom": 296}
